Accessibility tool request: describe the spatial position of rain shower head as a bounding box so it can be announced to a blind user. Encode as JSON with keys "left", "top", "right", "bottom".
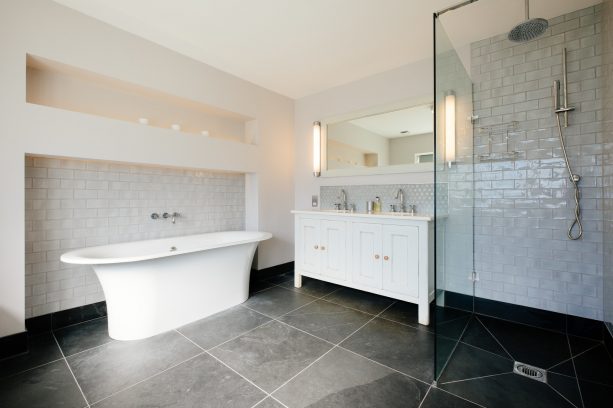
{"left": 508, "top": 0, "right": 548, "bottom": 42}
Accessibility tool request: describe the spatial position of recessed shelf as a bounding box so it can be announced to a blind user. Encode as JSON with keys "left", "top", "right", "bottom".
{"left": 26, "top": 55, "right": 257, "bottom": 144}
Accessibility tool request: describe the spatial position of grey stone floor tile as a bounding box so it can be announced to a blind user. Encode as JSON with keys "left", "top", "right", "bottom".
{"left": 280, "top": 277, "right": 340, "bottom": 298}
{"left": 341, "top": 317, "right": 434, "bottom": 382}
{"left": 323, "top": 287, "right": 394, "bottom": 315}
{"left": 92, "top": 353, "right": 265, "bottom": 408}
{"left": 178, "top": 305, "right": 271, "bottom": 349}
{"left": 209, "top": 321, "right": 332, "bottom": 392}
{"left": 244, "top": 286, "right": 316, "bottom": 317}
{"left": 278, "top": 299, "right": 372, "bottom": 343}
{"left": 67, "top": 330, "right": 201, "bottom": 403}
{"left": 273, "top": 347, "right": 428, "bottom": 408}
{"left": 0, "top": 359, "right": 86, "bottom": 408}
{"left": 54, "top": 318, "right": 113, "bottom": 356}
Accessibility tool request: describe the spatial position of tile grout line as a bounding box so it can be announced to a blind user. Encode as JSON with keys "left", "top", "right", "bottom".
{"left": 87, "top": 351, "right": 207, "bottom": 406}
{"left": 430, "top": 386, "right": 489, "bottom": 408}
{"left": 417, "top": 384, "right": 433, "bottom": 408}
{"left": 546, "top": 342, "right": 601, "bottom": 371}
{"left": 438, "top": 371, "right": 512, "bottom": 385}
{"left": 0, "top": 356, "right": 66, "bottom": 380}
{"left": 547, "top": 382, "right": 580, "bottom": 408}
{"left": 267, "top": 301, "right": 398, "bottom": 397}
{"left": 475, "top": 315, "right": 515, "bottom": 361}
{"left": 433, "top": 314, "right": 472, "bottom": 385}
{"left": 51, "top": 331, "right": 91, "bottom": 408}
{"left": 174, "top": 329, "right": 290, "bottom": 408}
{"left": 565, "top": 332, "right": 586, "bottom": 408}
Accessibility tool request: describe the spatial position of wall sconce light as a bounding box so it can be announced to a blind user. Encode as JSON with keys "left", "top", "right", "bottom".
{"left": 444, "top": 91, "right": 456, "bottom": 167}
{"left": 313, "top": 121, "right": 321, "bottom": 177}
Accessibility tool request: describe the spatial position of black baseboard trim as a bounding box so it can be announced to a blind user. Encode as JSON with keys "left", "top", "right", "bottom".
{"left": 0, "top": 331, "right": 28, "bottom": 361}
{"left": 444, "top": 291, "right": 605, "bottom": 340}
{"left": 26, "top": 301, "right": 107, "bottom": 334}
{"left": 252, "top": 261, "right": 294, "bottom": 280}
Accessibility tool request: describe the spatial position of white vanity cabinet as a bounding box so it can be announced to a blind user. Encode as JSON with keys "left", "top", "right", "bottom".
{"left": 293, "top": 210, "right": 434, "bottom": 325}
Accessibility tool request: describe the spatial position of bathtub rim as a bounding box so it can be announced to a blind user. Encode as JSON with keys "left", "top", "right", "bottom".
{"left": 60, "top": 230, "right": 272, "bottom": 265}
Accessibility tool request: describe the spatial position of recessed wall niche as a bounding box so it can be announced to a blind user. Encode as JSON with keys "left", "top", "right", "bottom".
{"left": 24, "top": 154, "right": 246, "bottom": 318}
{"left": 26, "top": 55, "right": 257, "bottom": 144}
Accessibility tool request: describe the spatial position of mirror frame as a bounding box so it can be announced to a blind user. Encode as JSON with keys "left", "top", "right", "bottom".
{"left": 320, "top": 98, "right": 434, "bottom": 177}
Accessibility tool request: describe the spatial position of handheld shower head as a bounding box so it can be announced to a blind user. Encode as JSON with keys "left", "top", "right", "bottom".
{"left": 508, "top": 0, "right": 548, "bottom": 43}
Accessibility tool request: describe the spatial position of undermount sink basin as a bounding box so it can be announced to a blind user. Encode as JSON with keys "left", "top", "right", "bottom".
{"left": 291, "top": 209, "right": 432, "bottom": 222}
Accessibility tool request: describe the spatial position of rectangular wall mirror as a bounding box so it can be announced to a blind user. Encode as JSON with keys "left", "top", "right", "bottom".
{"left": 321, "top": 100, "right": 434, "bottom": 177}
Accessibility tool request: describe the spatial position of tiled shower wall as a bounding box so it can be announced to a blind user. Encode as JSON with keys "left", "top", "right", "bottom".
{"left": 471, "top": 5, "right": 603, "bottom": 319}
{"left": 320, "top": 184, "right": 444, "bottom": 214}
{"left": 25, "top": 156, "right": 245, "bottom": 318}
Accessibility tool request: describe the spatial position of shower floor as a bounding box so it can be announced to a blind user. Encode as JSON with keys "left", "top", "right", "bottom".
{"left": 437, "top": 310, "right": 613, "bottom": 408}
{"left": 0, "top": 272, "right": 610, "bottom": 407}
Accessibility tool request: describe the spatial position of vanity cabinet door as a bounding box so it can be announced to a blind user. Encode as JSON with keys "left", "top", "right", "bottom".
{"left": 382, "top": 225, "right": 419, "bottom": 297}
{"left": 298, "top": 218, "right": 321, "bottom": 275}
{"left": 351, "top": 223, "right": 382, "bottom": 289}
{"left": 320, "top": 220, "right": 347, "bottom": 281}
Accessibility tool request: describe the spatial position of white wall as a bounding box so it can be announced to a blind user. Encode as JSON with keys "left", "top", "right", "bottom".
{"left": 327, "top": 122, "right": 390, "bottom": 167}
{"left": 0, "top": 0, "right": 294, "bottom": 337}
{"left": 389, "top": 133, "right": 433, "bottom": 165}
{"left": 294, "top": 59, "right": 434, "bottom": 209}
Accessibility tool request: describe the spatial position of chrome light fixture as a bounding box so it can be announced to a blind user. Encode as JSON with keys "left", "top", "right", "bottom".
{"left": 313, "top": 121, "right": 321, "bottom": 177}
{"left": 445, "top": 91, "right": 456, "bottom": 166}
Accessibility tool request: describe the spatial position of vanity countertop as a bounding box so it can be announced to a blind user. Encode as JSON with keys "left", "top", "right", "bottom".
{"left": 291, "top": 209, "right": 433, "bottom": 222}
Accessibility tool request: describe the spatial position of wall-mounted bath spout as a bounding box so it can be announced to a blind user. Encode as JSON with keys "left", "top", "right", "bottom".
{"left": 163, "top": 212, "right": 180, "bottom": 224}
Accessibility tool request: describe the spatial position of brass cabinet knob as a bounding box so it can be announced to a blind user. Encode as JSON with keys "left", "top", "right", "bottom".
{"left": 384, "top": 256, "right": 390, "bottom": 261}
{"left": 321, "top": 246, "right": 326, "bottom": 250}
{"left": 314, "top": 245, "right": 319, "bottom": 249}
{"left": 374, "top": 254, "right": 380, "bottom": 259}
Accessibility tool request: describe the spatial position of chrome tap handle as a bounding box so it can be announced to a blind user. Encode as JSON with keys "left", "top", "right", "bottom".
{"left": 151, "top": 213, "right": 160, "bottom": 220}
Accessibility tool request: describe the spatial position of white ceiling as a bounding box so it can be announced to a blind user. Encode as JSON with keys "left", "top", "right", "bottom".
{"left": 53, "top": 0, "right": 601, "bottom": 99}
{"left": 350, "top": 104, "right": 433, "bottom": 139}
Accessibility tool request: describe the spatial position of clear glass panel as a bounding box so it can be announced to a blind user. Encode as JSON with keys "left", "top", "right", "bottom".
{"left": 434, "top": 14, "right": 475, "bottom": 381}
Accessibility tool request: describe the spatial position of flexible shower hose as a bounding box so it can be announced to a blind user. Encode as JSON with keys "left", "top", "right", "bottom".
{"left": 555, "top": 113, "right": 583, "bottom": 240}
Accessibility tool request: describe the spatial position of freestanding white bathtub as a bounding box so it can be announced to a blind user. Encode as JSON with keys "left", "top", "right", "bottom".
{"left": 61, "top": 231, "right": 272, "bottom": 340}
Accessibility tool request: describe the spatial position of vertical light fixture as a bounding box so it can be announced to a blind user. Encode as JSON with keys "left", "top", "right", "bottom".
{"left": 313, "top": 121, "right": 321, "bottom": 177}
{"left": 445, "top": 91, "right": 456, "bottom": 166}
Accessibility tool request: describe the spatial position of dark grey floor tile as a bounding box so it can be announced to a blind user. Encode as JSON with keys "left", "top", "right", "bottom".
{"left": 340, "top": 317, "right": 434, "bottom": 382}
{"left": 579, "top": 379, "right": 613, "bottom": 408}
{"left": 244, "top": 286, "right": 316, "bottom": 318}
{"left": 0, "top": 332, "right": 62, "bottom": 378}
{"left": 279, "top": 299, "right": 372, "bottom": 344}
{"left": 548, "top": 372, "right": 583, "bottom": 408}
{"left": 265, "top": 272, "right": 294, "bottom": 284}
{"left": 273, "top": 347, "right": 428, "bottom": 408}
{"left": 438, "top": 343, "right": 512, "bottom": 384}
{"left": 437, "top": 314, "right": 471, "bottom": 341}
{"left": 323, "top": 287, "right": 394, "bottom": 315}
{"left": 460, "top": 316, "right": 512, "bottom": 359}
{"left": 209, "top": 321, "right": 332, "bottom": 392}
{"left": 568, "top": 335, "right": 599, "bottom": 357}
{"left": 178, "top": 306, "right": 271, "bottom": 349}
{"left": 573, "top": 344, "right": 613, "bottom": 386}
{"left": 54, "top": 318, "right": 112, "bottom": 356}
{"left": 92, "top": 353, "right": 265, "bottom": 408}
{"left": 280, "top": 277, "right": 340, "bottom": 298}
{"left": 440, "top": 373, "right": 575, "bottom": 408}
{"left": 479, "top": 316, "right": 571, "bottom": 369}
{"left": 0, "top": 359, "right": 86, "bottom": 408}
{"left": 548, "top": 359, "right": 576, "bottom": 377}
{"left": 254, "top": 397, "right": 286, "bottom": 408}
{"left": 420, "top": 388, "right": 481, "bottom": 408}
{"left": 379, "top": 301, "right": 422, "bottom": 328}
{"left": 67, "top": 330, "right": 201, "bottom": 403}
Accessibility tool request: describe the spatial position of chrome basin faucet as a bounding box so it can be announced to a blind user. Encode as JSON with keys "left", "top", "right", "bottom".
{"left": 395, "top": 189, "right": 406, "bottom": 213}
{"left": 340, "top": 189, "right": 348, "bottom": 211}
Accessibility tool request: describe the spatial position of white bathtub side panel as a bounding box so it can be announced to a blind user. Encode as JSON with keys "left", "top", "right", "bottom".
{"left": 94, "top": 243, "right": 257, "bottom": 340}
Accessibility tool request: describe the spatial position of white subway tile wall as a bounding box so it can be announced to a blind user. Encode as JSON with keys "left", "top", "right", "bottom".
{"left": 471, "top": 5, "right": 603, "bottom": 319}
{"left": 24, "top": 156, "right": 245, "bottom": 318}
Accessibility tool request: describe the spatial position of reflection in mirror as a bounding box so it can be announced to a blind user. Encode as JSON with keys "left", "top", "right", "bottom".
{"left": 325, "top": 103, "right": 434, "bottom": 173}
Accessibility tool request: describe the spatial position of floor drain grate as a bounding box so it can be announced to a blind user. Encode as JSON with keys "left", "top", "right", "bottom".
{"left": 513, "top": 361, "right": 547, "bottom": 383}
